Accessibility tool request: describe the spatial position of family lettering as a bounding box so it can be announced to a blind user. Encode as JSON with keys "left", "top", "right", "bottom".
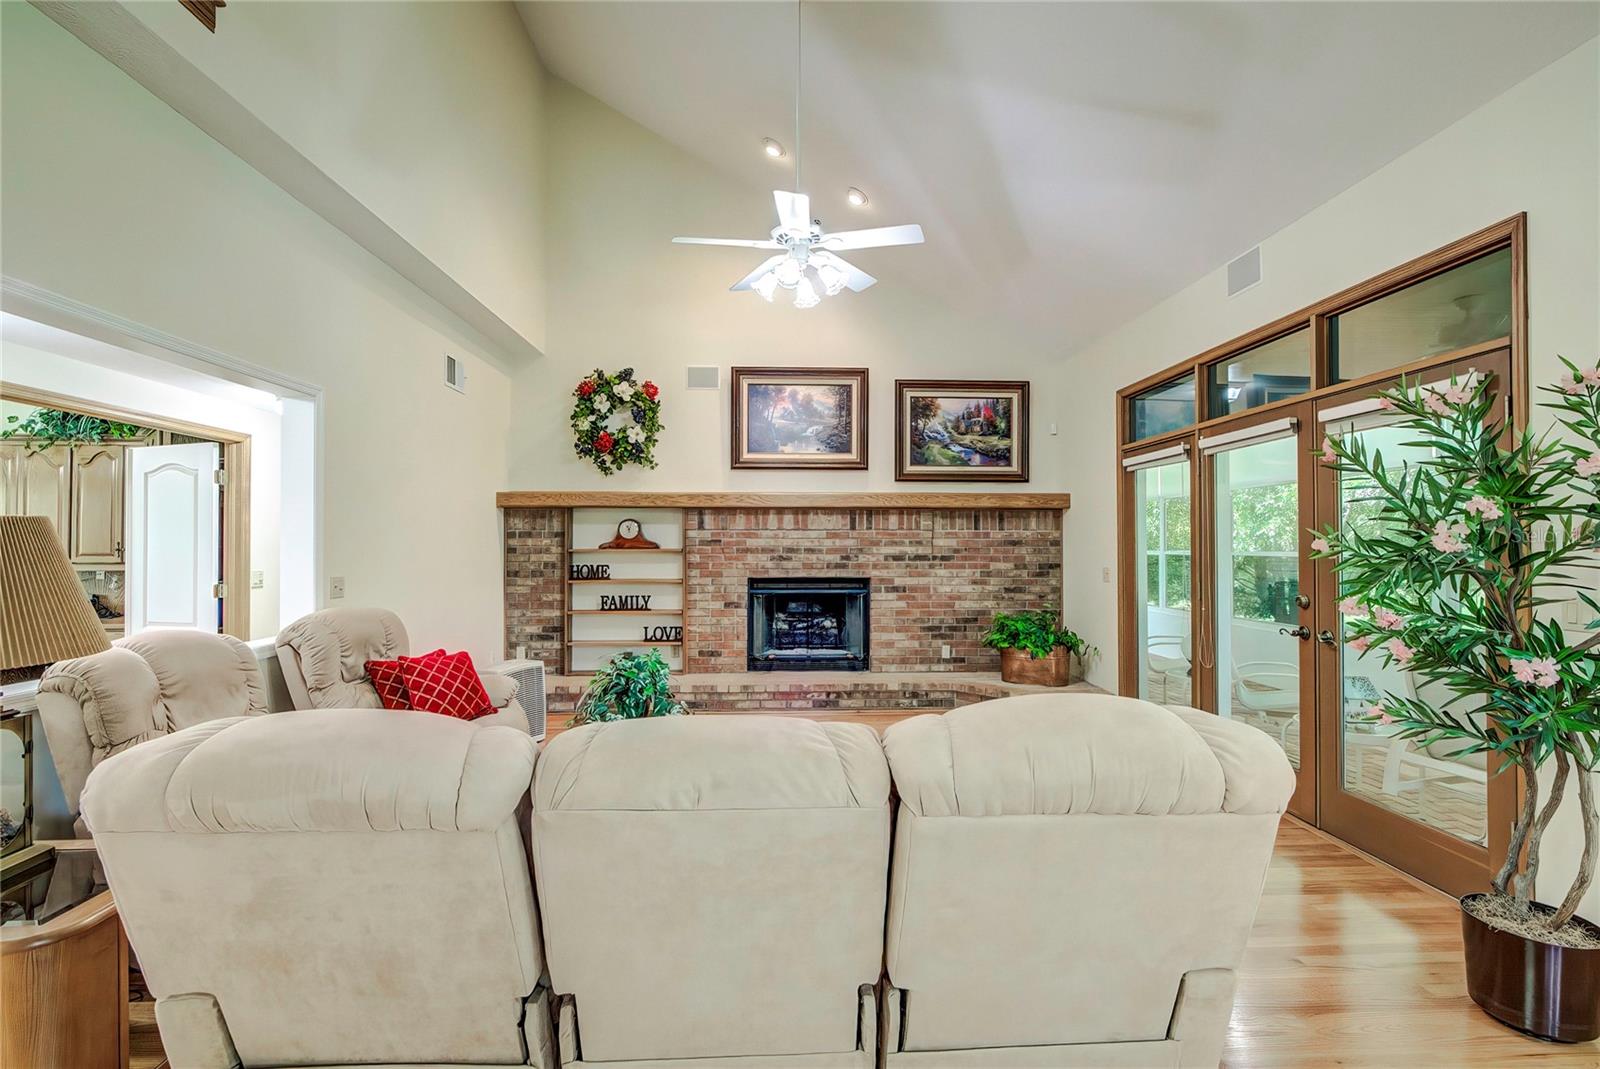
{"left": 599, "top": 594, "right": 653, "bottom": 611}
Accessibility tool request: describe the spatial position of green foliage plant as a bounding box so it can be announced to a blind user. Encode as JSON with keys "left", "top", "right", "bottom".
{"left": 980, "top": 609, "right": 1089, "bottom": 661}
{"left": 2, "top": 408, "right": 143, "bottom": 453}
{"left": 571, "top": 649, "right": 689, "bottom": 724}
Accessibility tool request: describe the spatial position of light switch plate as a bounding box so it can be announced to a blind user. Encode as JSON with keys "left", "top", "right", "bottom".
{"left": 329, "top": 576, "right": 346, "bottom": 600}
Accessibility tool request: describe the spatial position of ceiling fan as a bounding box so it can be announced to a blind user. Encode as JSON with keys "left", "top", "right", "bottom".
{"left": 671, "top": 1, "right": 925, "bottom": 308}
{"left": 673, "top": 192, "right": 924, "bottom": 307}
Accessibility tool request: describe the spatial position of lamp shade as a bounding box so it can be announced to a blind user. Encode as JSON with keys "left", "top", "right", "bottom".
{"left": 0, "top": 515, "right": 111, "bottom": 674}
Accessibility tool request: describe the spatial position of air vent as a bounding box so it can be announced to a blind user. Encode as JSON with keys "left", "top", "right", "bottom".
{"left": 686, "top": 366, "right": 720, "bottom": 390}
{"left": 1227, "top": 246, "right": 1262, "bottom": 296}
{"left": 444, "top": 354, "right": 466, "bottom": 393}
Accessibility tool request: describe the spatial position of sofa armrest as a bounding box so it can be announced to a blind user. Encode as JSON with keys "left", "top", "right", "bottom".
{"left": 482, "top": 670, "right": 520, "bottom": 709}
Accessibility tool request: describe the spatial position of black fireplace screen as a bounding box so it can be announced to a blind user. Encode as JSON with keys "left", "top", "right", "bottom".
{"left": 748, "top": 578, "right": 869, "bottom": 671}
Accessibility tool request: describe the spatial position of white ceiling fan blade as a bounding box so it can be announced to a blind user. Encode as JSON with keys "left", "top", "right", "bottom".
{"left": 730, "top": 254, "right": 787, "bottom": 292}
{"left": 812, "top": 251, "right": 875, "bottom": 292}
{"left": 821, "top": 224, "right": 925, "bottom": 251}
{"left": 773, "top": 190, "right": 811, "bottom": 233}
{"left": 673, "top": 236, "right": 784, "bottom": 248}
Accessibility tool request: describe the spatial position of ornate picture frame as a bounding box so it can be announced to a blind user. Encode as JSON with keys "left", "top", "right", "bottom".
{"left": 895, "top": 379, "right": 1030, "bottom": 482}
{"left": 730, "top": 367, "right": 869, "bottom": 470}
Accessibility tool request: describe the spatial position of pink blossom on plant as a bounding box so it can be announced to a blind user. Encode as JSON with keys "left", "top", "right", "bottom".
{"left": 1430, "top": 520, "right": 1470, "bottom": 553}
{"left": 1583, "top": 367, "right": 1600, "bottom": 386}
{"left": 1442, "top": 384, "right": 1472, "bottom": 406}
{"left": 1377, "top": 397, "right": 1396, "bottom": 411}
{"left": 1424, "top": 392, "right": 1451, "bottom": 416}
{"left": 1463, "top": 495, "right": 1502, "bottom": 521}
{"left": 1338, "top": 596, "right": 1365, "bottom": 617}
{"left": 1310, "top": 536, "right": 1331, "bottom": 554}
{"left": 1562, "top": 376, "right": 1589, "bottom": 395}
{"left": 1578, "top": 453, "right": 1600, "bottom": 477}
{"left": 1511, "top": 657, "right": 1560, "bottom": 688}
{"left": 1321, "top": 436, "right": 1338, "bottom": 463}
{"left": 1368, "top": 704, "right": 1396, "bottom": 726}
{"left": 1372, "top": 606, "right": 1406, "bottom": 631}
{"left": 1350, "top": 635, "right": 1372, "bottom": 653}
{"left": 1386, "top": 638, "right": 1416, "bottom": 664}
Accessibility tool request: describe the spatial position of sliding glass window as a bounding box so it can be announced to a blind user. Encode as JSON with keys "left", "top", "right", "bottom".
{"left": 1206, "top": 328, "right": 1311, "bottom": 417}
{"left": 1128, "top": 373, "right": 1196, "bottom": 442}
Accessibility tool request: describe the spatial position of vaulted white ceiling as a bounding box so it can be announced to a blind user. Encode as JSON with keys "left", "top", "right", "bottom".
{"left": 519, "top": 1, "right": 1596, "bottom": 350}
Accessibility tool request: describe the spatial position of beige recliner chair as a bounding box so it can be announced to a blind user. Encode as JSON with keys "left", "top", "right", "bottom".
{"left": 37, "top": 629, "right": 267, "bottom": 836}
{"left": 880, "top": 694, "right": 1294, "bottom": 1068}
{"left": 81, "top": 709, "right": 556, "bottom": 1069}
{"left": 532, "top": 716, "right": 890, "bottom": 1068}
{"left": 275, "top": 606, "right": 531, "bottom": 733}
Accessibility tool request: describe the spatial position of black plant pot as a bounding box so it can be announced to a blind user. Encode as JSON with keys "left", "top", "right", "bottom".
{"left": 1461, "top": 892, "right": 1600, "bottom": 1042}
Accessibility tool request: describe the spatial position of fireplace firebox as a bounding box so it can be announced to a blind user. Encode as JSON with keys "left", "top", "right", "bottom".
{"left": 747, "top": 578, "right": 870, "bottom": 671}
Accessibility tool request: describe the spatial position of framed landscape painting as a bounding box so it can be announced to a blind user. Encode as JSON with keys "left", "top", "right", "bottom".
{"left": 731, "top": 367, "right": 869, "bottom": 469}
{"left": 895, "top": 379, "right": 1030, "bottom": 481}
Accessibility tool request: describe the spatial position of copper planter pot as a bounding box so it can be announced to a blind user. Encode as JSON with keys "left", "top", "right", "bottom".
{"left": 998, "top": 647, "right": 1071, "bottom": 687}
{"left": 1461, "top": 893, "right": 1600, "bottom": 1043}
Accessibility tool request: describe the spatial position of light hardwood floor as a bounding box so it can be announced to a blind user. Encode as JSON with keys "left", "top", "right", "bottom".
{"left": 128, "top": 711, "right": 1596, "bottom": 1068}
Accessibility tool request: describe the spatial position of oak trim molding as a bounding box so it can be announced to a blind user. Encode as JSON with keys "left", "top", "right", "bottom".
{"left": 498, "top": 491, "right": 1071, "bottom": 510}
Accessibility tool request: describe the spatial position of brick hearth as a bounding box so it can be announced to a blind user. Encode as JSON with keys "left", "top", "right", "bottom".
{"left": 502, "top": 504, "right": 1064, "bottom": 675}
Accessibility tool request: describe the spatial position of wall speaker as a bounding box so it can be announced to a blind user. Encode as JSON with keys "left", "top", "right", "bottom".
{"left": 686, "top": 366, "right": 720, "bottom": 390}
{"left": 1227, "top": 247, "right": 1262, "bottom": 297}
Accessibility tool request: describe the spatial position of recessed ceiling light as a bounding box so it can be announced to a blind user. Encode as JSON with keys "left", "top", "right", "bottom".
{"left": 762, "top": 138, "right": 786, "bottom": 159}
{"left": 846, "top": 187, "right": 869, "bottom": 208}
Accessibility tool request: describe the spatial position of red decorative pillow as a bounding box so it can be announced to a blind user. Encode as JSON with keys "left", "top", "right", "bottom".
{"left": 398, "top": 650, "right": 494, "bottom": 721}
{"left": 365, "top": 649, "right": 443, "bottom": 710}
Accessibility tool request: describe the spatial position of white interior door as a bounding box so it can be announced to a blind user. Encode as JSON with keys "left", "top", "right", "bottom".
{"left": 126, "top": 443, "right": 221, "bottom": 634}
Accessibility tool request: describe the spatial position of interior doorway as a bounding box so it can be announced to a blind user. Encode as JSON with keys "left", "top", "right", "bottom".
{"left": 0, "top": 383, "right": 249, "bottom": 640}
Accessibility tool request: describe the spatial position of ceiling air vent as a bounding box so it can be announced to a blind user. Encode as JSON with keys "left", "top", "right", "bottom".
{"left": 686, "top": 366, "right": 720, "bottom": 390}
{"left": 1227, "top": 246, "right": 1262, "bottom": 297}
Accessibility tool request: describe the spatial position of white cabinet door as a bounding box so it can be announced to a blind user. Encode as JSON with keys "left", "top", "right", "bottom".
{"left": 125, "top": 443, "right": 221, "bottom": 634}
{"left": 69, "top": 444, "right": 124, "bottom": 563}
{"left": 0, "top": 442, "right": 71, "bottom": 538}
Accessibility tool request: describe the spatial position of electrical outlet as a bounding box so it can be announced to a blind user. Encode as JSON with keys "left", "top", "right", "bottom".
{"left": 1102, "top": 567, "right": 1112, "bottom": 584}
{"left": 250, "top": 570, "right": 265, "bottom": 590}
{"left": 941, "top": 644, "right": 952, "bottom": 659}
{"left": 329, "top": 576, "right": 346, "bottom": 600}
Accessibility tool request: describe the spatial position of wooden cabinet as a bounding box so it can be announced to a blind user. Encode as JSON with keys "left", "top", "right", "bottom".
{"left": 0, "top": 443, "right": 71, "bottom": 540}
{"left": 68, "top": 445, "right": 124, "bottom": 565}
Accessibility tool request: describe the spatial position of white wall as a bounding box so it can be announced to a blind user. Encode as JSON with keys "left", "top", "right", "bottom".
{"left": 1, "top": 2, "right": 514, "bottom": 662}
{"left": 1059, "top": 39, "right": 1599, "bottom": 911}
{"left": 120, "top": 0, "right": 549, "bottom": 354}
{"left": 511, "top": 78, "right": 1068, "bottom": 494}
{"left": 0, "top": 340, "right": 286, "bottom": 640}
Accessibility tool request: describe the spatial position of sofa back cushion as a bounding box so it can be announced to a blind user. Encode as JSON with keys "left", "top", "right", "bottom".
{"left": 80, "top": 710, "right": 544, "bottom": 1068}
{"left": 37, "top": 630, "right": 267, "bottom": 826}
{"left": 881, "top": 694, "right": 1294, "bottom": 1053}
{"left": 274, "top": 607, "right": 408, "bottom": 709}
{"left": 533, "top": 716, "right": 890, "bottom": 1063}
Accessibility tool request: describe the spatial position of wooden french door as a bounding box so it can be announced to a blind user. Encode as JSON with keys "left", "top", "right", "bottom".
{"left": 1310, "top": 348, "right": 1516, "bottom": 895}
{"left": 1195, "top": 403, "right": 1319, "bottom": 820}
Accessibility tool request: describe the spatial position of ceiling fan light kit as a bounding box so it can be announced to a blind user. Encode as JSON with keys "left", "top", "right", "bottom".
{"left": 672, "top": 2, "right": 924, "bottom": 309}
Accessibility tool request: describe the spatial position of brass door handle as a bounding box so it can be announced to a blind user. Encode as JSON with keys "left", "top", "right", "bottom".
{"left": 1279, "top": 625, "right": 1310, "bottom": 641}
{"left": 1317, "top": 629, "right": 1338, "bottom": 646}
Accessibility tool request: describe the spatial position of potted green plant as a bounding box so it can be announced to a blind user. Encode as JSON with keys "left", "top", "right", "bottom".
{"left": 980, "top": 609, "right": 1089, "bottom": 687}
{"left": 571, "top": 649, "right": 689, "bottom": 725}
{"left": 1312, "top": 361, "right": 1600, "bottom": 1042}
{"left": 2, "top": 408, "right": 144, "bottom": 453}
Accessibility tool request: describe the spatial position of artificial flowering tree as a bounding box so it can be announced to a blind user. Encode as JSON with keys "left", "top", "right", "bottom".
{"left": 1311, "top": 358, "right": 1600, "bottom": 942}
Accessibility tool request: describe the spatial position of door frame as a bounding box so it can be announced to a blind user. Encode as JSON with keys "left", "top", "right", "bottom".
{"left": 0, "top": 381, "right": 251, "bottom": 640}
{"left": 1309, "top": 347, "right": 1518, "bottom": 896}
{"left": 1118, "top": 436, "right": 1200, "bottom": 707}
{"left": 1197, "top": 400, "right": 1320, "bottom": 819}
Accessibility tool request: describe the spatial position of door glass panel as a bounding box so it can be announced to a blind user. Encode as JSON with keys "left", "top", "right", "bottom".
{"left": 1133, "top": 459, "right": 1191, "bottom": 705}
{"left": 1128, "top": 373, "right": 1196, "bottom": 442}
{"left": 1336, "top": 422, "right": 1486, "bottom": 845}
{"left": 1329, "top": 247, "right": 1512, "bottom": 382}
{"left": 1206, "top": 329, "right": 1312, "bottom": 417}
{"left": 1213, "top": 435, "right": 1301, "bottom": 769}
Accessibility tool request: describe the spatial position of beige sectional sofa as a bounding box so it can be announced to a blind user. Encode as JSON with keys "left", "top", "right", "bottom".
{"left": 80, "top": 692, "right": 1293, "bottom": 1069}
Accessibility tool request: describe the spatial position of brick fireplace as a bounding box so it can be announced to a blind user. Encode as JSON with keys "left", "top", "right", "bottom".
{"left": 500, "top": 493, "right": 1067, "bottom": 676}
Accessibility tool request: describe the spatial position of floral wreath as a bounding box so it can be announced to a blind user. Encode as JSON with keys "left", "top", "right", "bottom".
{"left": 571, "top": 367, "right": 663, "bottom": 476}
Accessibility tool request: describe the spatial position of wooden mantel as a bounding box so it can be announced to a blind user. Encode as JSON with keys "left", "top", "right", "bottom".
{"left": 497, "top": 490, "right": 1070, "bottom": 510}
